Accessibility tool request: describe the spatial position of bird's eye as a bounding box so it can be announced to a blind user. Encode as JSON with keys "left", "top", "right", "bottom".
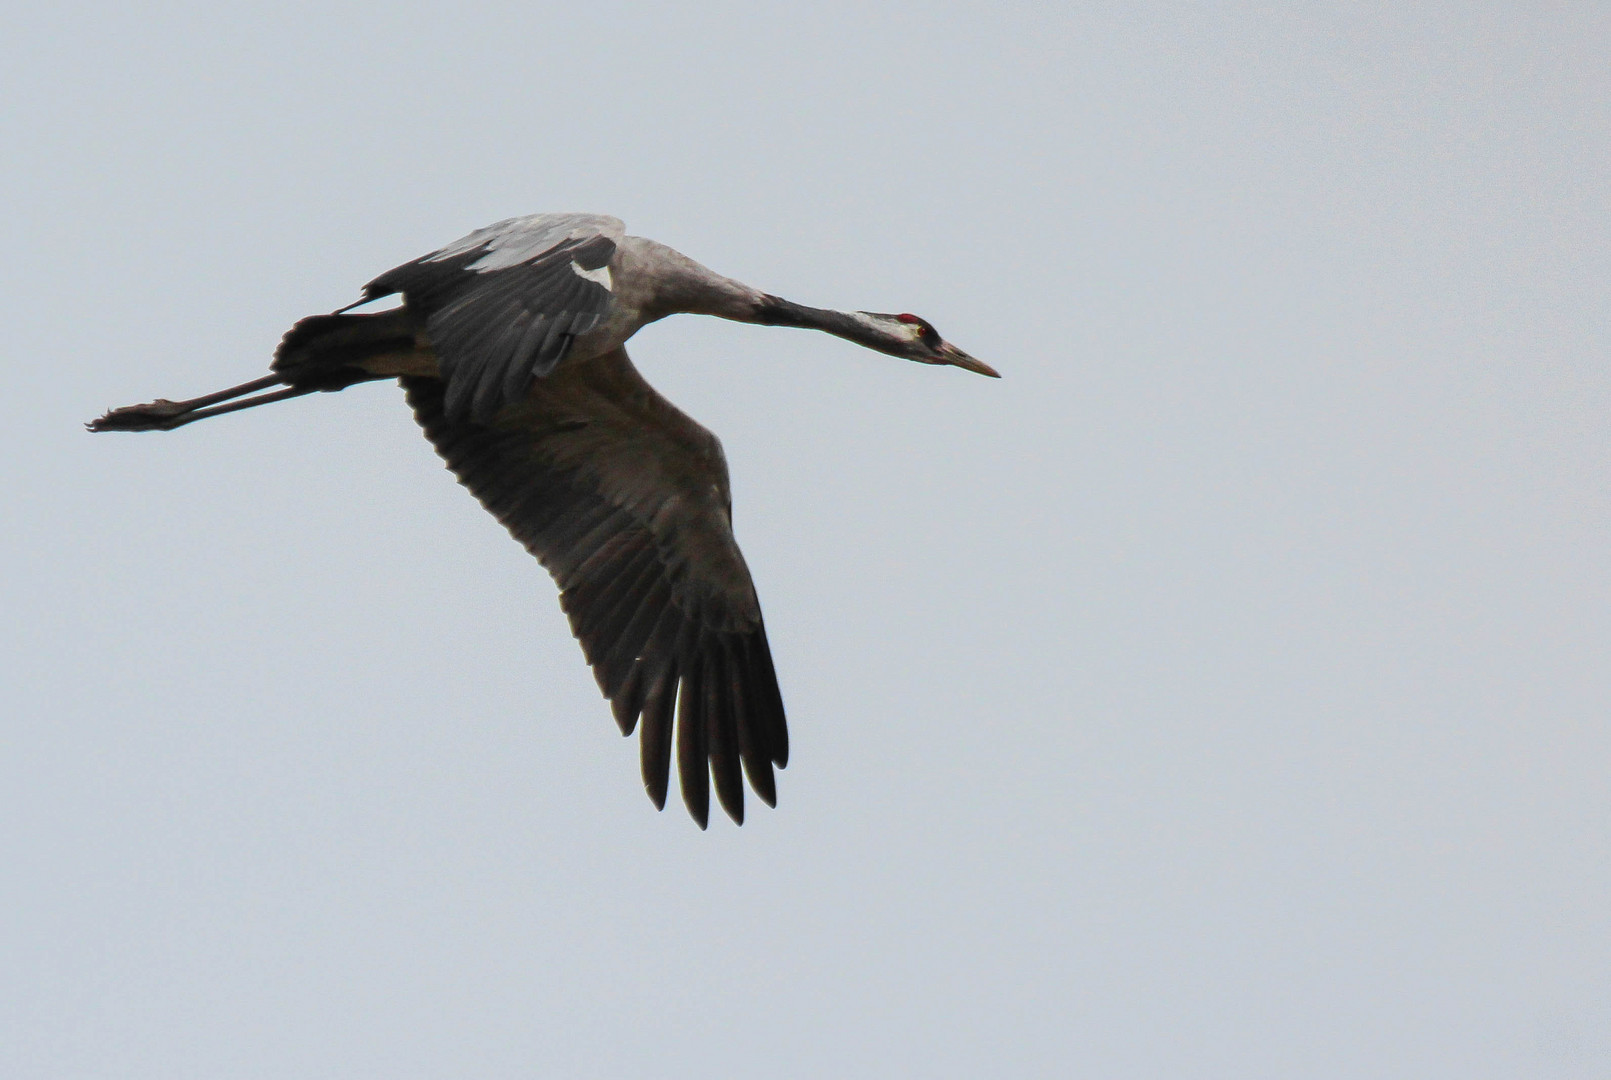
{"left": 895, "top": 314, "right": 941, "bottom": 345}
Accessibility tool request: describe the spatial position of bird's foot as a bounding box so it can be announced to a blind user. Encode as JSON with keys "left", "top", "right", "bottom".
{"left": 87, "top": 399, "right": 190, "bottom": 432}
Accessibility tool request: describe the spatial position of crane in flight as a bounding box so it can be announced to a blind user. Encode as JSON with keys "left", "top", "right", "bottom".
{"left": 91, "top": 213, "right": 998, "bottom": 827}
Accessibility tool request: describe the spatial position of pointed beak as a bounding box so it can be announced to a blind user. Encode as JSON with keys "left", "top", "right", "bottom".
{"left": 938, "top": 342, "right": 1001, "bottom": 378}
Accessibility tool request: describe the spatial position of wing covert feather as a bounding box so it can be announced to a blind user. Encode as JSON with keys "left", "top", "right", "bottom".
{"left": 372, "top": 215, "right": 623, "bottom": 423}
{"left": 401, "top": 346, "right": 786, "bottom": 827}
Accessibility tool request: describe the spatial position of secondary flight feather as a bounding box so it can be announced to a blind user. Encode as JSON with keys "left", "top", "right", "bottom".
{"left": 90, "top": 213, "right": 998, "bottom": 828}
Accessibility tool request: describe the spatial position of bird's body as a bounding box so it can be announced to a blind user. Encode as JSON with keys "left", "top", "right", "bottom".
{"left": 91, "top": 213, "right": 996, "bottom": 827}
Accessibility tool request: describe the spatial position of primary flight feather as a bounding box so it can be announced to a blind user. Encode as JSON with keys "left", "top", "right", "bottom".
{"left": 90, "top": 213, "right": 998, "bottom": 828}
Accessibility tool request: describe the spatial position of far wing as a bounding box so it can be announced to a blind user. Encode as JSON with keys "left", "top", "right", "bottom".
{"left": 401, "top": 346, "right": 788, "bottom": 827}
{"left": 369, "top": 214, "right": 626, "bottom": 423}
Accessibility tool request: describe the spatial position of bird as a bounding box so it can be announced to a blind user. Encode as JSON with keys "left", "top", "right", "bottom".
{"left": 89, "top": 212, "right": 998, "bottom": 828}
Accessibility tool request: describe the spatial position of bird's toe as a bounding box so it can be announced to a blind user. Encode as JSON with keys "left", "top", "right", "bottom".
{"left": 88, "top": 400, "right": 186, "bottom": 432}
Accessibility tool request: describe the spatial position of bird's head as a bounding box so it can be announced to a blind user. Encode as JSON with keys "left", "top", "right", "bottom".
{"left": 854, "top": 312, "right": 1000, "bottom": 377}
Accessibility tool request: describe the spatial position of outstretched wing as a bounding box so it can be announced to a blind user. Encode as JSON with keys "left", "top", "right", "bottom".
{"left": 402, "top": 347, "right": 788, "bottom": 827}
{"left": 368, "top": 213, "right": 626, "bottom": 423}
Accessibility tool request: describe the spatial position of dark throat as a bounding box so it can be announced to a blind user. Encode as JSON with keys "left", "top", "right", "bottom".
{"left": 752, "top": 295, "right": 886, "bottom": 352}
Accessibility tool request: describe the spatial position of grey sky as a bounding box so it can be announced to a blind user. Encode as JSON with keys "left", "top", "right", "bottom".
{"left": 4, "top": 3, "right": 1608, "bottom": 1076}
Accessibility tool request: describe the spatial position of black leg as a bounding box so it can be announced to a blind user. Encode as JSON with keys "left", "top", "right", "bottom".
{"left": 88, "top": 374, "right": 306, "bottom": 432}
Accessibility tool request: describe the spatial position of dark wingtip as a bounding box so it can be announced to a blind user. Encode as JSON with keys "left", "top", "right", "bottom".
{"left": 718, "top": 788, "right": 745, "bottom": 826}
{"left": 611, "top": 695, "right": 639, "bottom": 736}
{"left": 744, "top": 758, "right": 777, "bottom": 809}
{"left": 683, "top": 789, "right": 710, "bottom": 830}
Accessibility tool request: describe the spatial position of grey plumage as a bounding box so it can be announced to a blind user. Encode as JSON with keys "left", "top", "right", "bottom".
{"left": 88, "top": 212, "right": 997, "bottom": 828}
{"left": 362, "top": 216, "right": 623, "bottom": 422}
{"left": 402, "top": 350, "right": 784, "bottom": 822}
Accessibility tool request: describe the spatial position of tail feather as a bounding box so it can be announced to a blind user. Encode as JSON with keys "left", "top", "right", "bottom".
{"left": 88, "top": 307, "right": 431, "bottom": 433}
{"left": 273, "top": 308, "right": 427, "bottom": 388}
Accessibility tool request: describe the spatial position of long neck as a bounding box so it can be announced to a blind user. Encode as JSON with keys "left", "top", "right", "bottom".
{"left": 621, "top": 237, "right": 765, "bottom": 322}
{"left": 751, "top": 295, "right": 897, "bottom": 355}
{"left": 621, "top": 238, "right": 900, "bottom": 354}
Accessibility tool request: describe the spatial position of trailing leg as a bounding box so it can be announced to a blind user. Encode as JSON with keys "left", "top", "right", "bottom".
{"left": 88, "top": 307, "right": 432, "bottom": 434}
